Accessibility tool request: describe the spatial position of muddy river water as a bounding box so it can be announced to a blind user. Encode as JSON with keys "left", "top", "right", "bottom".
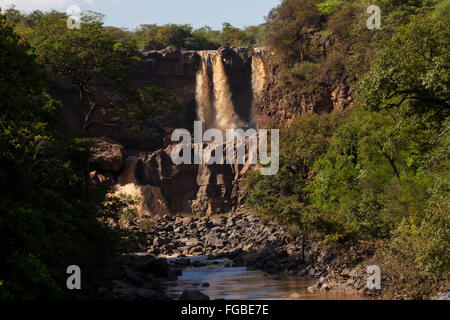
{"left": 165, "top": 256, "right": 360, "bottom": 300}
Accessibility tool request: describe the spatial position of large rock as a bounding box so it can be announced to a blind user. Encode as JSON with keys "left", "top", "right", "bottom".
{"left": 135, "top": 257, "right": 170, "bottom": 278}
{"left": 90, "top": 137, "right": 125, "bottom": 172}
{"left": 179, "top": 289, "right": 210, "bottom": 301}
{"left": 116, "top": 140, "right": 252, "bottom": 216}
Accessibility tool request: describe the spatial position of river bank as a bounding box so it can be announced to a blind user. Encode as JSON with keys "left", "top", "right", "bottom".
{"left": 90, "top": 211, "right": 384, "bottom": 300}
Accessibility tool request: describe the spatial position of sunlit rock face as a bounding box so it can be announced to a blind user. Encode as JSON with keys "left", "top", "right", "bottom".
{"left": 129, "top": 46, "right": 266, "bottom": 132}
{"left": 114, "top": 141, "right": 251, "bottom": 216}
{"left": 86, "top": 44, "right": 352, "bottom": 217}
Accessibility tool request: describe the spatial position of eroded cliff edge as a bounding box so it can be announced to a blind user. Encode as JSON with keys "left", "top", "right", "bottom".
{"left": 60, "top": 45, "right": 353, "bottom": 217}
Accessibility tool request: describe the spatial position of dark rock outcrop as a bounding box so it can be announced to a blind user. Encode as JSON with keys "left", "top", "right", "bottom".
{"left": 126, "top": 141, "right": 251, "bottom": 216}
{"left": 89, "top": 254, "right": 174, "bottom": 300}
{"left": 179, "top": 289, "right": 210, "bottom": 301}
{"left": 90, "top": 137, "right": 125, "bottom": 172}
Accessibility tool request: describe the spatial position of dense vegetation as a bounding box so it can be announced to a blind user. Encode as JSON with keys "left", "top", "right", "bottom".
{"left": 0, "top": 0, "right": 448, "bottom": 300}
{"left": 3, "top": 6, "right": 266, "bottom": 50}
{"left": 0, "top": 13, "right": 120, "bottom": 299}
{"left": 0, "top": 9, "right": 174, "bottom": 299}
{"left": 247, "top": 0, "right": 449, "bottom": 298}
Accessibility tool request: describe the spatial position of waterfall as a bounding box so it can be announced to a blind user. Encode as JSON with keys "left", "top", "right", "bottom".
{"left": 115, "top": 157, "right": 170, "bottom": 216}
{"left": 250, "top": 54, "right": 266, "bottom": 129}
{"left": 195, "top": 52, "right": 214, "bottom": 129}
{"left": 212, "top": 55, "right": 245, "bottom": 130}
{"left": 195, "top": 51, "right": 246, "bottom": 131}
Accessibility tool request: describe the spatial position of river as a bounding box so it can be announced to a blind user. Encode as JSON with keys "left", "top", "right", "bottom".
{"left": 165, "top": 256, "right": 360, "bottom": 300}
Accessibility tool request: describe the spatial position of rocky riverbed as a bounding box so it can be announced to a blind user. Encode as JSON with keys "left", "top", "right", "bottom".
{"left": 91, "top": 211, "right": 383, "bottom": 300}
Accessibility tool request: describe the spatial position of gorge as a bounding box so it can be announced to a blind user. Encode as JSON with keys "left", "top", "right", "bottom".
{"left": 86, "top": 47, "right": 367, "bottom": 300}
{"left": 87, "top": 45, "right": 348, "bottom": 218}
{"left": 3, "top": 0, "right": 448, "bottom": 302}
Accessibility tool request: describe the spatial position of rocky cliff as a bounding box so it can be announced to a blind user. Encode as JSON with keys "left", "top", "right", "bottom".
{"left": 91, "top": 136, "right": 251, "bottom": 216}
{"left": 86, "top": 45, "right": 353, "bottom": 217}
{"left": 254, "top": 34, "right": 354, "bottom": 128}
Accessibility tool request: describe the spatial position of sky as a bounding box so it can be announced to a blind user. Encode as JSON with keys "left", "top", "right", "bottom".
{"left": 0, "top": 0, "right": 280, "bottom": 30}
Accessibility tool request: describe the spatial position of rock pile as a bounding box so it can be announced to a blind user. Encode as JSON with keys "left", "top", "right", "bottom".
{"left": 140, "top": 212, "right": 378, "bottom": 297}
{"left": 94, "top": 211, "right": 383, "bottom": 299}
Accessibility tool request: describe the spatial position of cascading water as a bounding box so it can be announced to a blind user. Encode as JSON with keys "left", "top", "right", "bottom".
{"left": 212, "top": 54, "right": 245, "bottom": 130}
{"left": 195, "top": 52, "right": 215, "bottom": 129}
{"left": 196, "top": 50, "right": 267, "bottom": 131}
{"left": 250, "top": 54, "right": 266, "bottom": 128}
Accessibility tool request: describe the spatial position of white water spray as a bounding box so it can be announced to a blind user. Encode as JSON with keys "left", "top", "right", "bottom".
{"left": 212, "top": 55, "right": 245, "bottom": 130}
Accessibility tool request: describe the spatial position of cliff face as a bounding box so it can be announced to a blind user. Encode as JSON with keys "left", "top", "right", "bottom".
{"left": 85, "top": 45, "right": 353, "bottom": 216}
{"left": 128, "top": 47, "right": 354, "bottom": 132}
{"left": 255, "top": 59, "right": 353, "bottom": 127}
{"left": 51, "top": 44, "right": 353, "bottom": 150}
{"left": 127, "top": 49, "right": 200, "bottom": 130}
{"left": 127, "top": 47, "right": 261, "bottom": 131}
{"left": 253, "top": 36, "right": 353, "bottom": 128}
{"left": 91, "top": 137, "right": 250, "bottom": 216}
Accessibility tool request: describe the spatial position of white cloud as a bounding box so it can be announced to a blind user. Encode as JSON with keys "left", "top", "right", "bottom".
{"left": 0, "top": 0, "right": 95, "bottom": 12}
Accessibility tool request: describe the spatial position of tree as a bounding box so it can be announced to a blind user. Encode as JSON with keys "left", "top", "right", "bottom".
{"left": 31, "top": 11, "right": 140, "bottom": 131}
{"left": 358, "top": 0, "right": 450, "bottom": 123}
{"left": 246, "top": 112, "right": 345, "bottom": 248}
{"left": 0, "top": 12, "right": 118, "bottom": 299}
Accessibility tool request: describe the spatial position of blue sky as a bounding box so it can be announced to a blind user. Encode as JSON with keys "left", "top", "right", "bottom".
{"left": 0, "top": 0, "right": 280, "bottom": 30}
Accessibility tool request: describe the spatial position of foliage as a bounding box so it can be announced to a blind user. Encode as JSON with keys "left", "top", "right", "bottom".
{"left": 358, "top": 0, "right": 450, "bottom": 121}
{"left": 132, "top": 22, "right": 266, "bottom": 50}
{"left": 381, "top": 184, "right": 450, "bottom": 299}
{"left": 264, "top": 0, "right": 440, "bottom": 106}
{"left": 248, "top": 0, "right": 450, "bottom": 297}
{"left": 316, "top": 0, "right": 343, "bottom": 16}
{"left": 14, "top": 10, "right": 178, "bottom": 136}
{"left": 0, "top": 13, "right": 122, "bottom": 299}
{"left": 246, "top": 112, "right": 346, "bottom": 245}
{"left": 4, "top": 7, "right": 267, "bottom": 51}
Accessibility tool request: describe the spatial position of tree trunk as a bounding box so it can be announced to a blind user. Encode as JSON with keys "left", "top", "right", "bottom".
{"left": 377, "top": 143, "right": 400, "bottom": 183}
{"left": 79, "top": 86, "right": 98, "bottom": 131}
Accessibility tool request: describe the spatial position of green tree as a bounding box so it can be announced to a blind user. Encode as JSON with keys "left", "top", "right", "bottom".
{"left": 0, "top": 12, "right": 118, "bottom": 299}
{"left": 31, "top": 12, "right": 140, "bottom": 131}
{"left": 246, "top": 112, "right": 345, "bottom": 250}
{"left": 358, "top": 0, "right": 450, "bottom": 123}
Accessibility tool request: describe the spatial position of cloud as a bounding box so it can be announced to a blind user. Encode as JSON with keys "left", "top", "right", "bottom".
{"left": 0, "top": 0, "right": 95, "bottom": 12}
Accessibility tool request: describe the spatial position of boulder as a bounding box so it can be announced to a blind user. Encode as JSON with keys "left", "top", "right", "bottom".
{"left": 179, "top": 290, "right": 210, "bottom": 301}
{"left": 90, "top": 170, "right": 114, "bottom": 185}
{"left": 192, "top": 260, "right": 207, "bottom": 268}
{"left": 114, "top": 287, "right": 158, "bottom": 300}
{"left": 90, "top": 137, "right": 125, "bottom": 172}
{"left": 135, "top": 258, "right": 170, "bottom": 278}
{"left": 186, "top": 238, "right": 200, "bottom": 246}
